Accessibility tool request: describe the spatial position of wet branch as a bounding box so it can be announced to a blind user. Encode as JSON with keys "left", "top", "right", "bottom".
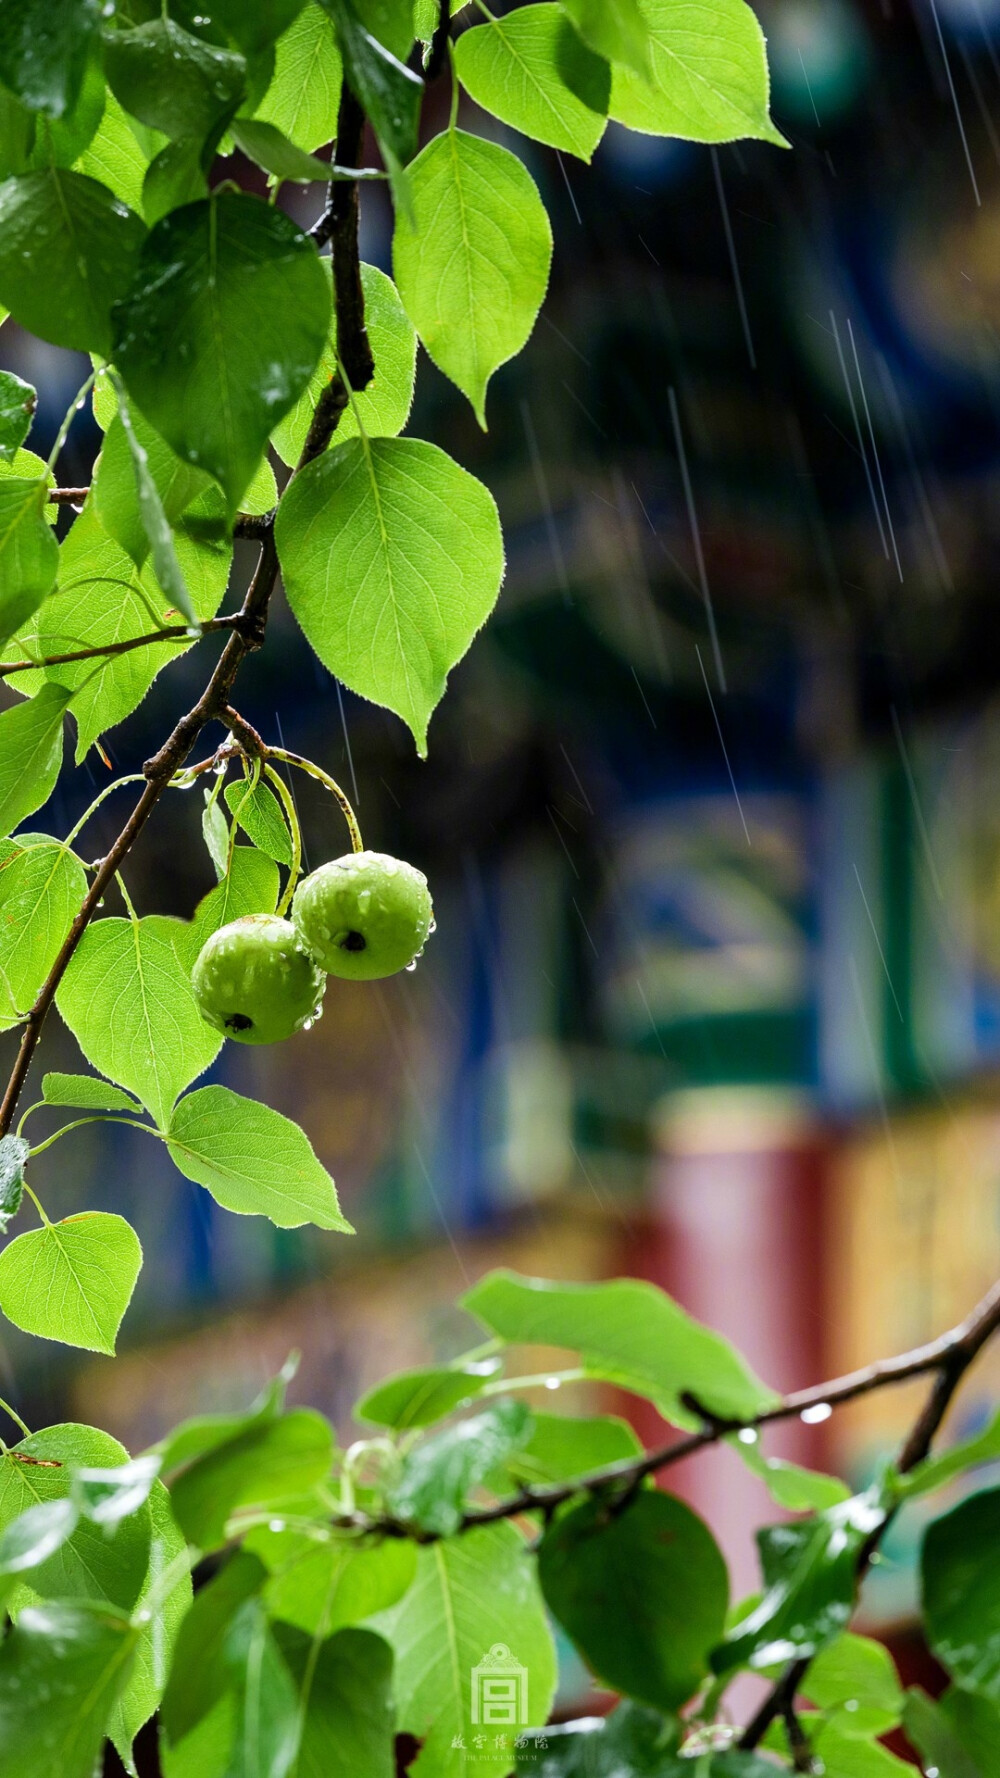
{"left": 325, "top": 1277, "right": 1000, "bottom": 1549}
{"left": 0, "top": 180, "right": 374, "bottom": 1139}
{"left": 0, "top": 614, "right": 254, "bottom": 679}
{"left": 737, "top": 1275, "right": 1000, "bottom": 1752}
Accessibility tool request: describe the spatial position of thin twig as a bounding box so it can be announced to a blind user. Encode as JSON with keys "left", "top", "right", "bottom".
{"left": 45, "top": 489, "right": 273, "bottom": 541}
{"left": 320, "top": 1277, "right": 1000, "bottom": 1548}
{"left": 738, "top": 1278, "right": 1000, "bottom": 1751}
{"left": 0, "top": 614, "right": 249, "bottom": 678}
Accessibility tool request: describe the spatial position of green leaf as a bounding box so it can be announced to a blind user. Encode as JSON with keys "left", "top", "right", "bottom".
{"left": 455, "top": 6, "right": 609, "bottom": 162}
{"left": 276, "top": 435, "right": 504, "bottom": 756}
{"left": 902, "top": 1689, "right": 982, "bottom": 1778}
{"left": 254, "top": 4, "right": 342, "bottom": 154}
{"left": 108, "top": 376, "right": 199, "bottom": 626}
{"left": 389, "top": 1400, "right": 532, "bottom": 1536}
{"left": 0, "top": 1134, "right": 27, "bottom": 1231}
{"left": 71, "top": 1455, "right": 160, "bottom": 1527}
{"left": 352, "top": 0, "right": 416, "bottom": 60}
{"left": 898, "top": 1409, "right": 1000, "bottom": 1500}
{"left": 562, "top": 0, "right": 652, "bottom": 77}
{"left": 31, "top": 505, "right": 230, "bottom": 762}
{"left": 539, "top": 1490, "right": 728, "bottom": 1711}
{"left": 231, "top": 118, "right": 331, "bottom": 181}
{"left": 177, "top": 845, "right": 281, "bottom": 970}
{"left": 0, "top": 841, "right": 88, "bottom": 1031}
{"left": 202, "top": 787, "right": 230, "bottom": 880}
{"left": 109, "top": 1479, "right": 192, "bottom": 1769}
{"left": 0, "top": 1599, "right": 138, "bottom": 1778}
{"left": 0, "top": 684, "right": 71, "bottom": 840}
{"left": 0, "top": 1210, "right": 142, "bottom": 1354}
{"left": 0, "top": 0, "right": 102, "bottom": 119}
{"left": 249, "top": 1526, "right": 416, "bottom": 1635}
{"left": 354, "top": 1356, "right": 503, "bottom": 1429}
{"left": 609, "top": 0, "right": 787, "bottom": 147}
{"left": 166, "top": 1085, "right": 352, "bottom": 1231}
{"left": 0, "top": 1423, "right": 152, "bottom": 1612}
{"left": 75, "top": 90, "right": 154, "bottom": 212}
{"left": 27, "top": 54, "right": 105, "bottom": 170}
{"left": 0, "top": 475, "right": 58, "bottom": 647}
{"left": 56, "top": 914, "right": 223, "bottom": 1127}
{"left": 712, "top": 1490, "right": 887, "bottom": 1675}
{"left": 114, "top": 192, "right": 331, "bottom": 510}
{"left": 276, "top": 1626, "right": 395, "bottom": 1778}
{"left": 142, "top": 137, "right": 208, "bottom": 227}
{"left": 40, "top": 1066, "right": 141, "bottom": 1109}
{"left": 372, "top": 1521, "right": 557, "bottom": 1778}
{"left": 810, "top": 1723, "right": 912, "bottom": 1775}
{"left": 155, "top": 1361, "right": 295, "bottom": 1479}
{"left": 161, "top": 1551, "right": 266, "bottom": 1750}
{"left": 0, "top": 369, "right": 35, "bottom": 460}
{"left": 804, "top": 1632, "right": 904, "bottom": 1739}
{"left": 225, "top": 778, "right": 292, "bottom": 866}
{"left": 502, "top": 1411, "right": 642, "bottom": 1487}
{"left": 731, "top": 1431, "right": 851, "bottom": 1512}
{"left": 0, "top": 168, "right": 146, "bottom": 355}
{"left": 103, "top": 18, "right": 246, "bottom": 142}
{"left": 205, "top": 0, "right": 308, "bottom": 56}
{"left": 514, "top": 1702, "right": 682, "bottom": 1775}
{"left": 939, "top": 1686, "right": 1000, "bottom": 1773}
{"left": 393, "top": 128, "right": 552, "bottom": 426}
{"left": 462, "top": 1270, "right": 779, "bottom": 1429}
{"left": 0, "top": 83, "right": 35, "bottom": 178}
{"left": 168, "top": 1408, "right": 335, "bottom": 1549}
{"left": 321, "top": 0, "right": 422, "bottom": 174}
{"left": 0, "top": 1497, "right": 79, "bottom": 1610}
{"left": 219, "top": 1597, "right": 301, "bottom": 1778}
{"left": 271, "top": 261, "right": 417, "bottom": 467}
{"left": 922, "top": 1486, "right": 1000, "bottom": 1700}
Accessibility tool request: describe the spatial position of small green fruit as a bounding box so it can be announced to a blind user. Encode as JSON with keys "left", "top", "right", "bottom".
{"left": 292, "top": 850, "right": 433, "bottom": 981}
{"left": 191, "top": 914, "right": 325, "bottom": 1044}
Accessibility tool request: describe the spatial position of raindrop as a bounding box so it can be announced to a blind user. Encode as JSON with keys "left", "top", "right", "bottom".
{"left": 800, "top": 1402, "right": 833, "bottom": 1425}
{"left": 428, "top": 919, "right": 437, "bottom": 934}
{"left": 405, "top": 958, "right": 418, "bottom": 972}
{"left": 737, "top": 1427, "right": 758, "bottom": 1445}
{"left": 268, "top": 1518, "right": 286, "bottom": 1533}
{"left": 544, "top": 1377, "right": 561, "bottom": 1390}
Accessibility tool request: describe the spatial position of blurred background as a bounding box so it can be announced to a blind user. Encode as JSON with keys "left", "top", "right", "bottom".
{"left": 3, "top": 0, "right": 1000, "bottom": 1742}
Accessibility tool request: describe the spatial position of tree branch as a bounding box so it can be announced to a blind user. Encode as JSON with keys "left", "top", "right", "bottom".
{"left": 321, "top": 1276, "right": 1000, "bottom": 1547}
{"left": 0, "top": 614, "right": 253, "bottom": 679}
{"left": 307, "top": 86, "right": 375, "bottom": 447}
{"left": 46, "top": 489, "right": 273, "bottom": 539}
{"left": 737, "top": 1275, "right": 1000, "bottom": 1752}
{"left": 0, "top": 181, "right": 375, "bottom": 1139}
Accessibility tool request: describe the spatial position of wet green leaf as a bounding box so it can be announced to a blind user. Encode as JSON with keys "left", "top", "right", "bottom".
{"left": 539, "top": 1491, "right": 728, "bottom": 1711}
{"left": 276, "top": 436, "right": 504, "bottom": 756}
{"left": 0, "top": 1134, "right": 28, "bottom": 1231}
{"left": 562, "top": 0, "right": 652, "bottom": 78}
{"left": 225, "top": 778, "right": 292, "bottom": 866}
{"left": 923, "top": 1487, "right": 1000, "bottom": 1700}
{"left": 0, "top": 684, "right": 71, "bottom": 840}
{"left": 0, "top": 840, "right": 88, "bottom": 1031}
{"left": 0, "top": 168, "right": 145, "bottom": 354}
{"left": 0, "top": 475, "right": 58, "bottom": 647}
{"left": 0, "top": 369, "right": 36, "bottom": 461}
{"left": 41, "top": 1073, "right": 143, "bottom": 1113}
{"left": 254, "top": 4, "right": 342, "bottom": 154}
{"left": 389, "top": 1400, "right": 532, "bottom": 1536}
{"left": 249, "top": 1527, "right": 416, "bottom": 1636}
{"left": 103, "top": 18, "right": 246, "bottom": 143}
{"left": 276, "top": 1626, "right": 395, "bottom": 1778}
{"left": 354, "top": 1356, "right": 503, "bottom": 1429}
{"left": 609, "top": 0, "right": 787, "bottom": 146}
{"left": 0, "top": 1211, "right": 142, "bottom": 1354}
{"left": 114, "top": 192, "right": 330, "bottom": 509}
{"left": 166, "top": 1085, "right": 352, "bottom": 1230}
{"left": 393, "top": 128, "right": 551, "bottom": 426}
{"left": 455, "top": 6, "right": 610, "bottom": 161}
{"left": 0, "top": 0, "right": 102, "bottom": 119}
{"left": 0, "top": 1599, "right": 139, "bottom": 1778}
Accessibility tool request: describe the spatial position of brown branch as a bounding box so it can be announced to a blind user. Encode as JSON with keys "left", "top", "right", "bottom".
{"left": 46, "top": 488, "right": 271, "bottom": 539}
{"left": 738, "top": 1276, "right": 1000, "bottom": 1752}
{"left": 317, "top": 1276, "right": 1000, "bottom": 1551}
{"left": 0, "top": 614, "right": 252, "bottom": 679}
{"left": 307, "top": 87, "right": 375, "bottom": 448}
{"left": 0, "top": 200, "right": 375, "bottom": 1139}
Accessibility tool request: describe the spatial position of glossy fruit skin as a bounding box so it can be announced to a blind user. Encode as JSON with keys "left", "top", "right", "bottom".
{"left": 292, "top": 851, "right": 433, "bottom": 981}
{"left": 191, "top": 914, "right": 325, "bottom": 1044}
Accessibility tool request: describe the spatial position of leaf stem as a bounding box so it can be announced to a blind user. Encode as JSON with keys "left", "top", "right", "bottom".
{"left": 21, "top": 1180, "right": 50, "bottom": 1227}
{"left": 264, "top": 763, "right": 303, "bottom": 915}
{"left": 0, "top": 1397, "right": 31, "bottom": 1440}
{"left": 46, "top": 368, "right": 97, "bottom": 474}
{"left": 265, "top": 748, "right": 363, "bottom": 854}
{"left": 27, "top": 1114, "right": 153, "bottom": 1158}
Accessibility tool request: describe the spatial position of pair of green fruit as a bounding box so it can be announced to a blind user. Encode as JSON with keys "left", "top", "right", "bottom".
{"left": 191, "top": 851, "right": 433, "bottom": 1044}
